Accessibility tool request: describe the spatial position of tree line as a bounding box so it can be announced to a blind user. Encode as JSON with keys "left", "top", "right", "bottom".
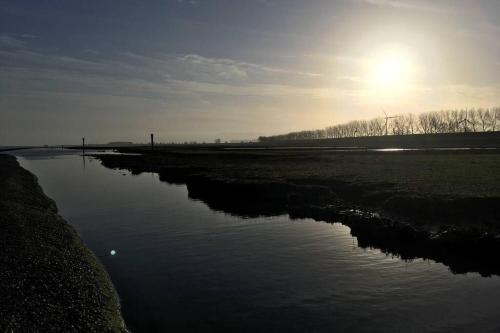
{"left": 258, "top": 108, "right": 500, "bottom": 142}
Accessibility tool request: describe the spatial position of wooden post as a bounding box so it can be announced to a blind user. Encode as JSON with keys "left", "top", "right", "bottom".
{"left": 82, "top": 137, "right": 85, "bottom": 155}
{"left": 151, "top": 133, "right": 154, "bottom": 151}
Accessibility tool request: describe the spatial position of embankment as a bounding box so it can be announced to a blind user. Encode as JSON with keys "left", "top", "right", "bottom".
{"left": 0, "top": 154, "right": 127, "bottom": 332}
{"left": 257, "top": 131, "right": 500, "bottom": 148}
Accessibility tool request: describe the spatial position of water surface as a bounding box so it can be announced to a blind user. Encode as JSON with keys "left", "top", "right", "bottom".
{"left": 14, "top": 149, "right": 500, "bottom": 332}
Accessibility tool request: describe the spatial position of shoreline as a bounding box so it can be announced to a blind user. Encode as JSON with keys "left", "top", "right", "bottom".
{"left": 94, "top": 148, "right": 500, "bottom": 276}
{"left": 0, "top": 154, "right": 128, "bottom": 332}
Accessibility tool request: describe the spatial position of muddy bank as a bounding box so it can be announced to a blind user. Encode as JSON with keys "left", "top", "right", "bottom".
{"left": 0, "top": 154, "right": 127, "bottom": 332}
{"left": 95, "top": 150, "right": 500, "bottom": 276}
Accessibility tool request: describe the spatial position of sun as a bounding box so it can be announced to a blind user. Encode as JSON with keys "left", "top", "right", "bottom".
{"left": 374, "top": 56, "right": 406, "bottom": 86}
{"left": 368, "top": 47, "right": 414, "bottom": 89}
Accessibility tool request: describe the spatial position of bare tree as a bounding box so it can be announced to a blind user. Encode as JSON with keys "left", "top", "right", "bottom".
{"left": 258, "top": 107, "right": 500, "bottom": 142}
{"left": 468, "top": 109, "right": 478, "bottom": 132}
{"left": 403, "top": 113, "right": 416, "bottom": 134}
{"left": 391, "top": 115, "right": 406, "bottom": 135}
{"left": 490, "top": 108, "right": 500, "bottom": 131}
{"left": 418, "top": 113, "right": 431, "bottom": 134}
{"left": 477, "top": 108, "right": 491, "bottom": 132}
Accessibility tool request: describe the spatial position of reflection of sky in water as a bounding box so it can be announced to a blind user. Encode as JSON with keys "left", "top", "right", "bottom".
{"left": 13, "top": 149, "right": 500, "bottom": 333}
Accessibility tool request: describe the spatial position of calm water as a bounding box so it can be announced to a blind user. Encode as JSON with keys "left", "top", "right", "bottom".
{"left": 13, "top": 149, "right": 500, "bottom": 332}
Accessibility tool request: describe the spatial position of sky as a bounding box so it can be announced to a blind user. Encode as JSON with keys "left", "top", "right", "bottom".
{"left": 1, "top": 0, "right": 500, "bottom": 145}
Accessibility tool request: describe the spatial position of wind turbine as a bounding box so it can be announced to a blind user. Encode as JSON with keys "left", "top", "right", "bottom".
{"left": 382, "top": 109, "right": 398, "bottom": 136}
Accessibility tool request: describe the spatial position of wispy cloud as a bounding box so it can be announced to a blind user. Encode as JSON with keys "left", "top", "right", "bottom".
{"left": 350, "top": 0, "right": 446, "bottom": 12}
{"left": 0, "top": 45, "right": 329, "bottom": 102}
{"left": 177, "top": 0, "right": 198, "bottom": 7}
{"left": 0, "top": 33, "right": 34, "bottom": 48}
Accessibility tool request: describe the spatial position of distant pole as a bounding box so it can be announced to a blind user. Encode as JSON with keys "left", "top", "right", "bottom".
{"left": 151, "top": 133, "right": 154, "bottom": 151}
{"left": 82, "top": 137, "right": 85, "bottom": 155}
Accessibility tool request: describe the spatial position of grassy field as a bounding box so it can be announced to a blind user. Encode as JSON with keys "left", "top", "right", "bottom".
{"left": 116, "top": 147, "right": 500, "bottom": 198}
{"left": 200, "top": 150, "right": 500, "bottom": 198}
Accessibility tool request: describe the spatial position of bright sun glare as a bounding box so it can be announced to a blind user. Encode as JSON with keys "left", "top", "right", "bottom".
{"left": 374, "top": 56, "right": 405, "bottom": 86}
{"left": 369, "top": 47, "right": 414, "bottom": 90}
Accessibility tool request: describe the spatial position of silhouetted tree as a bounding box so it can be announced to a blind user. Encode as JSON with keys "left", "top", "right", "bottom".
{"left": 257, "top": 107, "right": 500, "bottom": 142}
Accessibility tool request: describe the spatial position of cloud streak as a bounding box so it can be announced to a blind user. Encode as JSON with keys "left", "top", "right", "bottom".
{"left": 0, "top": 33, "right": 34, "bottom": 48}
{"left": 0, "top": 48, "right": 330, "bottom": 103}
{"left": 0, "top": 34, "right": 329, "bottom": 103}
{"left": 350, "top": 0, "right": 447, "bottom": 12}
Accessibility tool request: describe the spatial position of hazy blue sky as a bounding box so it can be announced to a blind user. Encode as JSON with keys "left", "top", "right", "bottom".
{"left": 1, "top": 0, "right": 500, "bottom": 144}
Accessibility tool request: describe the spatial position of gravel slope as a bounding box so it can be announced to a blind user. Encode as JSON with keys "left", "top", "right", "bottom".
{"left": 0, "top": 154, "right": 128, "bottom": 332}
